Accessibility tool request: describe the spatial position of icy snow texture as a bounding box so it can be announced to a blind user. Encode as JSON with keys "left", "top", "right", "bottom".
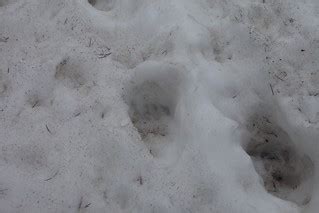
{"left": 0, "top": 0, "right": 319, "bottom": 212}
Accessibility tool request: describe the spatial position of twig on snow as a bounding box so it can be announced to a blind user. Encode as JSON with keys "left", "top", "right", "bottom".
{"left": 0, "top": 37, "right": 9, "bottom": 42}
{"left": 97, "top": 52, "right": 112, "bottom": 58}
{"left": 46, "top": 124, "right": 52, "bottom": 134}
{"left": 269, "top": 84, "right": 274, "bottom": 95}
{"left": 44, "top": 170, "right": 59, "bottom": 181}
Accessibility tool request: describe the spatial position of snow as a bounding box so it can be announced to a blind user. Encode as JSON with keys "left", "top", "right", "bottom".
{"left": 0, "top": 0, "right": 319, "bottom": 212}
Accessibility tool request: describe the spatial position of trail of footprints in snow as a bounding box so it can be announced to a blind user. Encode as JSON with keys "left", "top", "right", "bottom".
{"left": 124, "top": 64, "right": 315, "bottom": 206}
{"left": 18, "top": 1, "right": 312, "bottom": 207}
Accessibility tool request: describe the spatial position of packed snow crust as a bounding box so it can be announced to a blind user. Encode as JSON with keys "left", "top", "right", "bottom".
{"left": 0, "top": 0, "right": 319, "bottom": 212}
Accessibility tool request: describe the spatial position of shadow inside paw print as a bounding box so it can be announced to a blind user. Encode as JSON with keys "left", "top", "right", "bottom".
{"left": 244, "top": 111, "right": 314, "bottom": 206}
{"left": 123, "top": 63, "right": 183, "bottom": 158}
{"left": 128, "top": 81, "right": 173, "bottom": 140}
{"left": 54, "top": 57, "right": 87, "bottom": 89}
{"left": 88, "top": 0, "right": 115, "bottom": 12}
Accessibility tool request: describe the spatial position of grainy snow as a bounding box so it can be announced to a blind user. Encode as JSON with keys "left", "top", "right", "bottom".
{"left": 0, "top": 0, "right": 319, "bottom": 212}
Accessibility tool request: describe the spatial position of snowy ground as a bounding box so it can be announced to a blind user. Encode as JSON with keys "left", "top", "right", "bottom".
{"left": 0, "top": 0, "right": 319, "bottom": 212}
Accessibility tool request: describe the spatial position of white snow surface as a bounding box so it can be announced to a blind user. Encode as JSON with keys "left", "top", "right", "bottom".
{"left": 0, "top": 0, "right": 319, "bottom": 212}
